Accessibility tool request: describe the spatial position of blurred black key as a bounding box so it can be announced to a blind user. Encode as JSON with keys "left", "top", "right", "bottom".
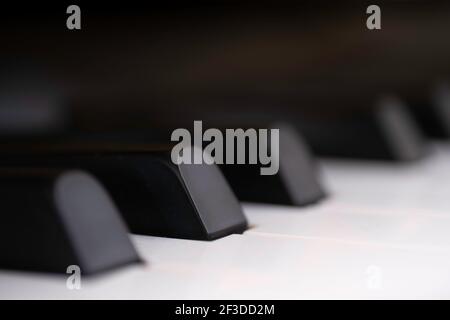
{"left": 0, "top": 169, "right": 140, "bottom": 274}
{"left": 0, "top": 143, "right": 248, "bottom": 240}
{"left": 0, "top": 70, "right": 68, "bottom": 136}
{"left": 409, "top": 82, "right": 450, "bottom": 138}
{"left": 220, "top": 123, "right": 326, "bottom": 206}
{"left": 296, "top": 96, "right": 428, "bottom": 161}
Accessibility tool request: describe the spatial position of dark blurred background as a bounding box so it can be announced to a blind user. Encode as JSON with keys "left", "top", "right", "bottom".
{"left": 0, "top": 1, "right": 449, "bottom": 137}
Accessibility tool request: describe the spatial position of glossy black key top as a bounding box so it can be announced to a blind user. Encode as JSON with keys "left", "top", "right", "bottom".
{"left": 0, "top": 169, "right": 140, "bottom": 274}
{"left": 296, "top": 96, "right": 428, "bottom": 161}
{"left": 0, "top": 144, "right": 248, "bottom": 240}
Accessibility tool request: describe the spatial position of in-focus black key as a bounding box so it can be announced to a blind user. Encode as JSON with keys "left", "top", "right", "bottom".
{"left": 0, "top": 169, "right": 140, "bottom": 274}
{"left": 0, "top": 144, "right": 248, "bottom": 240}
{"left": 220, "top": 123, "right": 326, "bottom": 206}
{"left": 296, "top": 96, "right": 428, "bottom": 161}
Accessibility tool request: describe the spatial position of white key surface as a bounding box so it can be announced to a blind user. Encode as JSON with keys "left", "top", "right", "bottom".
{"left": 1, "top": 234, "right": 450, "bottom": 299}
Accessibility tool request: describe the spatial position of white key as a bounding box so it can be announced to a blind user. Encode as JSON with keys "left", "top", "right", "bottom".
{"left": 321, "top": 143, "right": 450, "bottom": 213}
{"left": 1, "top": 234, "right": 450, "bottom": 299}
{"left": 245, "top": 202, "right": 450, "bottom": 251}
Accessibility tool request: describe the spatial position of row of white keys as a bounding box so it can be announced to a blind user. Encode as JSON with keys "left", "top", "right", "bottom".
{"left": 321, "top": 143, "right": 450, "bottom": 213}
{"left": 245, "top": 145, "right": 450, "bottom": 251}
{"left": 244, "top": 203, "right": 450, "bottom": 252}
{"left": 1, "top": 233, "right": 450, "bottom": 299}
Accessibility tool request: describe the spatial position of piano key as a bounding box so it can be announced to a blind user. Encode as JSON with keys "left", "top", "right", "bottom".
{"left": 321, "top": 143, "right": 450, "bottom": 213}
{"left": 242, "top": 143, "right": 450, "bottom": 249}
{"left": 244, "top": 203, "right": 450, "bottom": 251}
{"left": 296, "top": 96, "right": 428, "bottom": 161}
{"left": 0, "top": 67, "right": 70, "bottom": 139}
{"left": 408, "top": 82, "right": 450, "bottom": 138}
{"left": 1, "top": 234, "right": 450, "bottom": 299}
{"left": 0, "top": 168, "right": 140, "bottom": 274}
{"left": 219, "top": 123, "right": 326, "bottom": 206}
{"left": 0, "top": 143, "right": 248, "bottom": 240}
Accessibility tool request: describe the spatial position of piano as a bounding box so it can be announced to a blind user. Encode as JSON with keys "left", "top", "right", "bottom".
{"left": 1, "top": 2, "right": 450, "bottom": 300}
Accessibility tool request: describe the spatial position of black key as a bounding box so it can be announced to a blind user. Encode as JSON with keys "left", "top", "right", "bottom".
{"left": 409, "top": 82, "right": 450, "bottom": 138}
{"left": 219, "top": 123, "right": 326, "bottom": 206}
{"left": 0, "top": 144, "right": 248, "bottom": 240}
{"left": 0, "top": 70, "right": 68, "bottom": 136}
{"left": 0, "top": 168, "right": 140, "bottom": 274}
{"left": 296, "top": 96, "right": 428, "bottom": 161}
{"left": 105, "top": 122, "right": 326, "bottom": 206}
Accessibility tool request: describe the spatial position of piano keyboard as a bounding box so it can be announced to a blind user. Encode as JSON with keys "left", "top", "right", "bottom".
{"left": 1, "top": 143, "right": 450, "bottom": 299}
{"left": 1, "top": 2, "right": 450, "bottom": 302}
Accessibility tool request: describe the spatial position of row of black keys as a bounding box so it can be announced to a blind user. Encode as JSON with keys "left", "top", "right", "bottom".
{"left": 0, "top": 94, "right": 446, "bottom": 275}
{"left": 0, "top": 125, "right": 324, "bottom": 274}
